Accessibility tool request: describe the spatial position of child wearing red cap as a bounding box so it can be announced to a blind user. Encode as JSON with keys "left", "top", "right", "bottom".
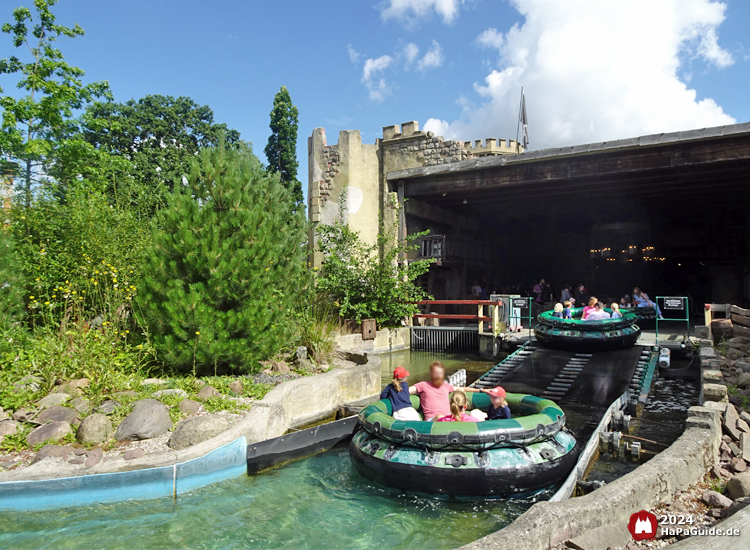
{"left": 381, "top": 367, "right": 421, "bottom": 421}
{"left": 486, "top": 387, "right": 511, "bottom": 420}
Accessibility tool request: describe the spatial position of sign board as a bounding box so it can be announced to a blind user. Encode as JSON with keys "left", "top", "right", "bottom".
{"left": 663, "top": 297, "right": 685, "bottom": 311}
{"left": 512, "top": 298, "right": 528, "bottom": 309}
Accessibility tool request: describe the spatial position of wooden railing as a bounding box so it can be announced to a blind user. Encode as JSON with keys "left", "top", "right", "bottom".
{"left": 412, "top": 300, "right": 503, "bottom": 336}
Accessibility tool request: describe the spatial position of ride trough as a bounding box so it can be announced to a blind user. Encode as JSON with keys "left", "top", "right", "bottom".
{"left": 349, "top": 392, "right": 578, "bottom": 497}
{"left": 534, "top": 307, "right": 641, "bottom": 352}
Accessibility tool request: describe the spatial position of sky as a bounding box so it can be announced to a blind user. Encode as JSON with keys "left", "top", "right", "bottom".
{"left": 4, "top": 0, "right": 750, "bottom": 194}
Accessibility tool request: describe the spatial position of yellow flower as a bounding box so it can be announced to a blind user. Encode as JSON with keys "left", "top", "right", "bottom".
{"left": 265, "top": 268, "right": 269, "bottom": 271}
{"left": 93, "top": 281, "right": 98, "bottom": 285}
{"left": 29, "top": 296, "right": 34, "bottom": 299}
{"left": 44, "top": 301, "right": 50, "bottom": 305}
{"left": 195, "top": 331, "right": 200, "bottom": 335}
{"left": 125, "top": 330, "right": 129, "bottom": 334}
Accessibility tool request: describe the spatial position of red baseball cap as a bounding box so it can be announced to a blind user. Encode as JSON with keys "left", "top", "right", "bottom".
{"left": 487, "top": 386, "right": 506, "bottom": 398}
{"left": 394, "top": 366, "right": 410, "bottom": 378}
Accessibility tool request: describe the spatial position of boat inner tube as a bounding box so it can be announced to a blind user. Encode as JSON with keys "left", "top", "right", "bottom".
{"left": 534, "top": 307, "right": 640, "bottom": 351}
{"left": 358, "top": 392, "right": 565, "bottom": 451}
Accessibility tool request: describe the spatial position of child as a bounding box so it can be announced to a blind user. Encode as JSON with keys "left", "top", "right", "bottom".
{"left": 552, "top": 303, "right": 564, "bottom": 318}
{"left": 610, "top": 303, "right": 622, "bottom": 319}
{"left": 563, "top": 301, "right": 573, "bottom": 319}
{"left": 411, "top": 361, "right": 483, "bottom": 421}
{"left": 380, "top": 367, "right": 421, "bottom": 421}
{"left": 586, "top": 302, "right": 611, "bottom": 320}
{"left": 437, "top": 391, "right": 480, "bottom": 422}
{"left": 582, "top": 296, "right": 598, "bottom": 320}
{"left": 486, "top": 386, "right": 511, "bottom": 420}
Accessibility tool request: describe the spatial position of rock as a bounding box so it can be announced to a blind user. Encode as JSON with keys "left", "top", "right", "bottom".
{"left": 68, "top": 456, "right": 84, "bottom": 465}
{"left": 14, "top": 375, "right": 41, "bottom": 393}
{"left": 168, "top": 414, "right": 231, "bottom": 450}
{"left": 0, "top": 459, "right": 17, "bottom": 469}
{"left": 722, "top": 497, "right": 750, "bottom": 519}
{"left": 729, "top": 342, "right": 750, "bottom": 353}
{"left": 738, "top": 418, "right": 750, "bottom": 434}
{"left": 152, "top": 388, "right": 188, "bottom": 399}
{"left": 724, "top": 405, "right": 742, "bottom": 441}
{"left": 720, "top": 441, "right": 732, "bottom": 454}
{"left": 178, "top": 399, "right": 203, "bottom": 415}
{"left": 70, "top": 397, "right": 91, "bottom": 414}
{"left": 31, "top": 444, "right": 75, "bottom": 464}
{"left": 727, "top": 348, "right": 745, "bottom": 360}
{"left": 26, "top": 421, "right": 73, "bottom": 447}
{"left": 195, "top": 385, "right": 220, "bottom": 401}
{"left": 76, "top": 413, "right": 113, "bottom": 446}
{"left": 269, "top": 361, "right": 291, "bottom": 374}
{"left": 114, "top": 399, "right": 172, "bottom": 441}
{"left": 228, "top": 380, "right": 243, "bottom": 395}
{"left": 0, "top": 420, "right": 18, "bottom": 436}
{"left": 723, "top": 435, "right": 732, "bottom": 443}
{"left": 194, "top": 379, "right": 206, "bottom": 388}
{"left": 296, "top": 346, "right": 308, "bottom": 361}
{"left": 38, "top": 393, "right": 71, "bottom": 408}
{"left": 741, "top": 433, "right": 750, "bottom": 460}
{"left": 730, "top": 337, "right": 750, "bottom": 345}
{"left": 727, "top": 471, "right": 750, "bottom": 499}
{"left": 737, "top": 373, "right": 750, "bottom": 389}
{"left": 0, "top": 407, "right": 7, "bottom": 420}
{"left": 704, "top": 383, "right": 728, "bottom": 401}
{"left": 707, "top": 508, "right": 723, "bottom": 519}
{"left": 85, "top": 455, "right": 100, "bottom": 467}
{"left": 53, "top": 378, "right": 89, "bottom": 395}
{"left": 36, "top": 405, "right": 79, "bottom": 427}
{"left": 141, "top": 378, "right": 168, "bottom": 386}
{"left": 123, "top": 448, "right": 145, "bottom": 460}
{"left": 702, "top": 490, "right": 733, "bottom": 508}
{"left": 113, "top": 390, "right": 137, "bottom": 398}
{"left": 735, "top": 360, "right": 750, "bottom": 374}
{"left": 742, "top": 412, "right": 750, "bottom": 424}
{"left": 729, "top": 442, "right": 742, "bottom": 456}
{"left": 97, "top": 400, "right": 120, "bottom": 415}
{"left": 12, "top": 409, "right": 33, "bottom": 422}
{"left": 731, "top": 457, "right": 748, "bottom": 473}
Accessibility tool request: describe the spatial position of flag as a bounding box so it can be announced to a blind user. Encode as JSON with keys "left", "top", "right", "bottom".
{"left": 519, "top": 87, "right": 529, "bottom": 149}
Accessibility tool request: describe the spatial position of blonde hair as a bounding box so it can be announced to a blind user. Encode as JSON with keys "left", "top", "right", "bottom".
{"left": 392, "top": 376, "right": 403, "bottom": 392}
{"left": 449, "top": 391, "right": 468, "bottom": 421}
{"left": 554, "top": 303, "right": 563, "bottom": 313}
{"left": 564, "top": 301, "right": 572, "bottom": 308}
{"left": 611, "top": 303, "right": 620, "bottom": 312}
{"left": 588, "top": 297, "right": 597, "bottom": 307}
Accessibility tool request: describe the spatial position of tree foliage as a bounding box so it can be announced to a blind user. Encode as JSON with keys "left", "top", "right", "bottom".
{"left": 316, "top": 202, "right": 433, "bottom": 327}
{"left": 137, "top": 144, "right": 306, "bottom": 375}
{"left": 265, "top": 86, "right": 302, "bottom": 207}
{"left": 0, "top": 0, "right": 110, "bottom": 205}
{"left": 0, "top": 230, "right": 26, "bottom": 334}
{"left": 81, "top": 95, "right": 240, "bottom": 214}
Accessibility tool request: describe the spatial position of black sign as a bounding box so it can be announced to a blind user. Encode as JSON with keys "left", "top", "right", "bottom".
{"left": 663, "top": 297, "right": 684, "bottom": 311}
{"left": 512, "top": 298, "right": 528, "bottom": 309}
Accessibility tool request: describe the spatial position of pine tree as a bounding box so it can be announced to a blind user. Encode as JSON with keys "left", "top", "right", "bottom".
{"left": 137, "top": 144, "right": 306, "bottom": 375}
{"left": 264, "top": 86, "right": 302, "bottom": 207}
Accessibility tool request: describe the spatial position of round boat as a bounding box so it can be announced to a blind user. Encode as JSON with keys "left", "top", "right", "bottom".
{"left": 534, "top": 307, "right": 640, "bottom": 351}
{"left": 624, "top": 306, "right": 657, "bottom": 328}
{"left": 349, "top": 392, "right": 578, "bottom": 497}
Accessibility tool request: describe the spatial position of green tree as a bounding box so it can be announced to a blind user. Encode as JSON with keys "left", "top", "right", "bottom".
{"left": 81, "top": 95, "right": 240, "bottom": 214}
{"left": 265, "top": 86, "right": 302, "bottom": 207}
{"left": 0, "top": 0, "right": 110, "bottom": 206}
{"left": 0, "top": 229, "right": 26, "bottom": 334}
{"left": 138, "top": 143, "right": 306, "bottom": 375}
{"left": 316, "top": 203, "right": 433, "bottom": 327}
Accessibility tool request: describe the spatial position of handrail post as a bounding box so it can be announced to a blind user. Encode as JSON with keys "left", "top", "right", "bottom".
{"left": 478, "top": 303, "right": 484, "bottom": 334}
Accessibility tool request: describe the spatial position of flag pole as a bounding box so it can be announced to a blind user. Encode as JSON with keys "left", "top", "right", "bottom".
{"left": 516, "top": 86, "right": 524, "bottom": 144}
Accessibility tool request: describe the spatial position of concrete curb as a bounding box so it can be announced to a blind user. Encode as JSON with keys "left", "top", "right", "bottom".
{"left": 459, "top": 405, "right": 722, "bottom": 550}
{"left": 0, "top": 353, "right": 381, "bottom": 509}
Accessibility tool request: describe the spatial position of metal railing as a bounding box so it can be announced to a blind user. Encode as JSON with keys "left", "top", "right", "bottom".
{"left": 654, "top": 296, "right": 690, "bottom": 346}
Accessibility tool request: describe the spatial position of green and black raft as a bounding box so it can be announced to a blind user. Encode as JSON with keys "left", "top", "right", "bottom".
{"left": 349, "top": 392, "right": 577, "bottom": 497}
{"left": 534, "top": 307, "right": 641, "bottom": 351}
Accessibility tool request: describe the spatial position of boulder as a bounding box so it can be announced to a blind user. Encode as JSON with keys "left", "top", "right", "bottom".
{"left": 53, "top": 378, "right": 89, "bottom": 395}
{"left": 14, "top": 375, "right": 41, "bottom": 393}
{"left": 269, "top": 361, "right": 291, "bottom": 374}
{"left": 141, "top": 378, "right": 168, "bottom": 386}
{"left": 70, "top": 397, "right": 91, "bottom": 414}
{"left": 729, "top": 342, "right": 750, "bottom": 353}
{"left": 737, "top": 373, "right": 750, "bottom": 389}
{"left": 701, "top": 490, "right": 733, "bottom": 508}
{"left": 76, "top": 413, "right": 113, "bottom": 445}
{"left": 739, "top": 418, "right": 750, "bottom": 434}
{"left": 731, "top": 457, "right": 748, "bottom": 473}
{"left": 12, "top": 409, "right": 33, "bottom": 422}
{"left": 168, "top": 414, "right": 231, "bottom": 450}
{"left": 31, "top": 444, "right": 75, "bottom": 464}
{"left": 736, "top": 361, "right": 750, "bottom": 374}
{"left": 26, "top": 421, "right": 72, "bottom": 447}
{"left": 0, "top": 420, "right": 19, "bottom": 436}
{"left": 152, "top": 388, "right": 188, "bottom": 399}
{"left": 178, "top": 399, "right": 203, "bottom": 415}
{"left": 727, "top": 471, "right": 750, "bottom": 500}
{"left": 38, "top": 393, "right": 71, "bottom": 408}
{"left": 742, "top": 411, "right": 750, "bottom": 424}
{"left": 36, "top": 405, "right": 79, "bottom": 427}
{"left": 741, "top": 433, "right": 750, "bottom": 459}
{"left": 730, "top": 337, "right": 750, "bottom": 345}
{"left": 726, "top": 348, "right": 746, "bottom": 360}
{"left": 195, "top": 385, "right": 220, "bottom": 402}
{"left": 724, "top": 405, "right": 742, "bottom": 441}
{"left": 114, "top": 399, "right": 172, "bottom": 441}
{"left": 194, "top": 379, "right": 206, "bottom": 388}
{"left": 228, "top": 380, "right": 243, "bottom": 395}
{"left": 97, "top": 400, "right": 120, "bottom": 415}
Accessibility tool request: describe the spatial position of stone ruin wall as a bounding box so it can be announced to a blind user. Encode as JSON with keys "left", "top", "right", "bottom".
{"left": 318, "top": 144, "right": 340, "bottom": 207}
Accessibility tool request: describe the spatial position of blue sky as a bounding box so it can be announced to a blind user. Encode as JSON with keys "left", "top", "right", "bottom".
{"left": 6, "top": 0, "right": 750, "bottom": 187}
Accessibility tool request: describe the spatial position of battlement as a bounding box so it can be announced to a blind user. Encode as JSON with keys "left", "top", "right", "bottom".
{"left": 465, "top": 138, "right": 523, "bottom": 156}
{"left": 382, "top": 122, "right": 522, "bottom": 156}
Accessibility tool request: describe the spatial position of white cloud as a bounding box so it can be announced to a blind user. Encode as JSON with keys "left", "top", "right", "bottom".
{"left": 362, "top": 55, "right": 394, "bottom": 102}
{"left": 347, "top": 44, "right": 361, "bottom": 65}
{"left": 380, "top": 0, "right": 468, "bottom": 24}
{"left": 418, "top": 40, "right": 444, "bottom": 70}
{"left": 403, "top": 42, "right": 420, "bottom": 65}
{"left": 425, "top": 0, "right": 735, "bottom": 150}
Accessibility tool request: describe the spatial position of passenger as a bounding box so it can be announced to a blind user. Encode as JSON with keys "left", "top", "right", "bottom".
{"left": 563, "top": 301, "right": 573, "bottom": 320}
{"left": 552, "top": 303, "right": 564, "bottom": 318}
{"left": 574, "top": 283, "right": 588, "bottom": 309}
{"left": 633, "top": 287, "right": 663, "bottom": 319}
{"left": 486, "top": 386, "right": 511, "bottom": 420}
{"left": 620, "top": 295, "right": 632, "bottom": 309}
{"left": 582, "top": 297, "right": 598, "bottom": 320}
{"left": 560, "top": 285, "right": 573, "bottom": 306}
{"left": 610, "top": 303, "right": 623, "bottom": 319}
{"left": 586, "top": 302, "right": 611, "bottom": 321}
{"left": 410, "top": 361, "right": 482, "bottom": 421}
{"left": 437, "top": 391, "right": 480, "bottom": 422}
{"left": 380, "top": 367, "right": 421, "bottom": 421}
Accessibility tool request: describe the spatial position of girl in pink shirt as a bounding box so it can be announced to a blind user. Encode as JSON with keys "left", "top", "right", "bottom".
{"left": 438, "top": 391, "right": 480, "bottom": 422}
{"left": 582, "top": 296, "right": 598, "bottom": 320}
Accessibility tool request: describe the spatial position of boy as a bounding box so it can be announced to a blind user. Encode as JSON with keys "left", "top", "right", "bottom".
{"left": 486, "top": 386, "right": 511, "bottom": 420}
{"left": 563, "top": 300, "right": 573, "bottom": 319}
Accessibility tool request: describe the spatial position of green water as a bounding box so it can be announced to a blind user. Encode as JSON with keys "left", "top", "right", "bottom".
{"left": 0, "top": 447, "right": 534, "bottom": 550}
{"left": 379, "top": 350, "right": 497, "bottom": 386}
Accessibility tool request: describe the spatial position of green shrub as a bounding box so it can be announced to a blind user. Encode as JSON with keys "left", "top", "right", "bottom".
{"left": 137, "top": 144, "right": 306, "bottom": 375}
{"left": 0, "top": 231, "right": 26, "bottom": 334}
{"left": 294, "top": 290, "right": 339, "bottom": 365}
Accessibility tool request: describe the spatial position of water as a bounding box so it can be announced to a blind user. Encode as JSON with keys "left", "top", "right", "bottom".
{"left": 0, "top": 447, "right": 532, "bottom": 550}
{"left": 378, "top": 350, "right": 497, "bottom": 387}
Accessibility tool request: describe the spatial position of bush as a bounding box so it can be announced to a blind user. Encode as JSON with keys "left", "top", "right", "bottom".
{"left": 294, "top": 290, "right": 339, "bottom": 366}
{"left": 0, "top": 230, "right": 26, "bottom": 333}
{"left": 137, "top": 144, "right": 306, "bottom": 375}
